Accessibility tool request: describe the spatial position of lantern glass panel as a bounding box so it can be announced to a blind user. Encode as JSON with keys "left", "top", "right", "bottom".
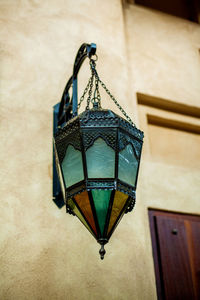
{"left": 118, "top": 144, "right": 138, "bottom": 186}
{"left": 107, "top": 191, "right": 129, "bottom": 235}
{"left": 108, "top": 206, "right": 127, "bottom": 238}
{"left": 61, "top": 144, "right": 84, "bottom": 187}
{"left": 86, "top": 138, "right": 115, "bottom": 178}
{"left": 68, "top": 198, "right": 94, "bottom": 236}
{"left": 74, "top": 191, "right": 97, "bottom": 235}
{"left": 91, "top": 189, "right": 112, "bottom": 235}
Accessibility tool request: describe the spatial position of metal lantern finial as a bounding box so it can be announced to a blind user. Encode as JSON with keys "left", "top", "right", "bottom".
{"left": 53, "top": 43, "right": 144, "bottom": 259}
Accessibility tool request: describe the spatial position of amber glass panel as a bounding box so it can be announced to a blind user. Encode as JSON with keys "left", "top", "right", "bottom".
{"left": 107, "top": 191, "right": 128, "bottom": 235}
{"left": 74, "top": 191, "right": 97, "bottom": 236}
{"left": 68, "top": 198, "right": 95, "bottom": 237}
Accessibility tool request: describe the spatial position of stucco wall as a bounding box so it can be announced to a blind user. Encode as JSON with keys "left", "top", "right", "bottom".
{"left": 0, "top": 1, "right": 200, "bottom": 299}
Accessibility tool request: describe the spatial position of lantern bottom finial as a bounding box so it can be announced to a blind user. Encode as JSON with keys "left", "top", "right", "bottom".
{"left": 99, "top": 244, "right": 106, "bottom": 260}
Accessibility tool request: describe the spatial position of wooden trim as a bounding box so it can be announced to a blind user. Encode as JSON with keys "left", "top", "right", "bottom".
{"left": 148, "top": 208, "right": 200, "bottom": 222}
{"left": 148, "top": 209, "right": 200, "bottom": 300}
{"left": 147, "top": 114, "right": 200, "bottom": 135}
{"left": 137, "top": 93, "right": 200, "bottom": 119}
{"left": 148, "top": 210, "right": 165, "bottom": 300}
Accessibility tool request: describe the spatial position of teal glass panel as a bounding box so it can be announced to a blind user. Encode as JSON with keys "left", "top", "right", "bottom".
{"left": 86, "top": 138, "right": 115, "bottom": 178}
{"left": 118, "top": 144, "right": 138, "bottom": 186}
{"left": 92, "top": 190, "right": 111, "bottom": 235}
{"left": 61, "top": 145, "right": 84, "bottom": 188}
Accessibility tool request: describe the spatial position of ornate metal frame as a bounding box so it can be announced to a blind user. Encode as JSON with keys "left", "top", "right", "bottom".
{"left": 54, "top": 108, "right": 143, "bottom": 243}
{"left": 53, "top": 43, "right": 144, "bottom": 258}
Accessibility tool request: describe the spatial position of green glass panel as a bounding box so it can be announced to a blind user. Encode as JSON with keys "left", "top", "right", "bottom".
{"left": 107, "top": 191, "right": 128, "bottom": 235}
{"left": 61, "top": 144, "right": 84, "bottom": 188}
{"left": 118, "top": 144, "right": 138, "bottom": 186}
{"left": 92, "top": 190, "right": 111, "bottom": 235}
{"left": 74, "top": 191, "right": 97, "bottom": 235}
{"left": 86, "top": 138, "right": 115, "bottom": 178}
{"left": 68, "top": 198, "right": 94, "bottom": 236}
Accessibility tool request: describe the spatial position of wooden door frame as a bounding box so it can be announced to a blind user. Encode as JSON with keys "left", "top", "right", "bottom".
{"left": 148, "top": 208, "right": 200, "bottom": 300}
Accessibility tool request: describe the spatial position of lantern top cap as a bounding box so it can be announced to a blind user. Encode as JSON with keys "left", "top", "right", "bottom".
{"left": 56, "top": 108, "right": 144, "bottom": 141}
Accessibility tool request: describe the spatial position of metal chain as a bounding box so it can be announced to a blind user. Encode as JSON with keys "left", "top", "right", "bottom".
{"left": 78, "top": 57, "right": 135, "bottom": 126}
{"left": 91, "top": 62, "right": 134, "bottom": 125}
{"left": 77, "top": 77, "right": 91, "bottom": 109}
{"left": 86, "top": 71, "right": 94, "bottom": 110}
{"left": 78, "top": 59, "right": 96, "bottom": 110}
{"left": 98, "top": 77, "right": 134, "bottom": 126}
{"left": 90, "top": 59, "right": 101, "bottom": 108}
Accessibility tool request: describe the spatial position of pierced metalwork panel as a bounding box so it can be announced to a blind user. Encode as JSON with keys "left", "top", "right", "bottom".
{"left": 55, "top": 117, "right": 80, "bottom": 141}
{"left": 80, "top": 109, "right": 119, "bottom": 127}
{"left": 86, "top": 180, "right": 115, "bottom": 189}
{"left": 55, "top": 131, "right": 82, "bottom": 162}
{"left": 117, "top": 181, "right": 136, "bottom": 199}
{"left": 119, "top": 118, "right": 144, "bottom": 141}
{"left": 118, "top": 130, "right": 142, "bottom": 158}
{"left": 82, "top": 128, "right": 117, "bottom": 150}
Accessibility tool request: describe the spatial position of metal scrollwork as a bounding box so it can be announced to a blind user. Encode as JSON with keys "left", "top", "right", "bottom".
{"left": 83, "top": 129, "right": 117, "bottom": 151}
{"left": 56, "top": 133, "right": 82, "bottom": 163}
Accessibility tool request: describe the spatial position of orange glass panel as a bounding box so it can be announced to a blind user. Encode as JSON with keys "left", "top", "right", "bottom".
{"left": 74, "top": 191, "right": 97, "bottom": 236}
{"left": 107, "top": 191, "right": 128, "bottom": 235}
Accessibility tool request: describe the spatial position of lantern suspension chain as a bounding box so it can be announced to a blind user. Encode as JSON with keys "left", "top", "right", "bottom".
{"left": 77, "top": 77, "right": 91, "bottom": 110}
{"left": 86, "top": 57, "right": 101, "bottom": 110}
{"left": 78, "top": 56, "right": 135, "bottom": 126}
{"left": 97, "top": 76, "right": 134, "bottom": 126}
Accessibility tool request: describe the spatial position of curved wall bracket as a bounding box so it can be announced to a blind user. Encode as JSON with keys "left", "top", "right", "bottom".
{"left": 53, "top": 43, "right": 96, "bottom": 208}
{"left": 58, "top": 43, "right": 96, "bottom": 126}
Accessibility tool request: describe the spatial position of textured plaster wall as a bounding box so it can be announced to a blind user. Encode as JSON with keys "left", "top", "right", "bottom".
{"left": 123, "top": 3, "right": 200, "bottom": 215}
{"left": 0, "top": 1, "right": 200, "bottom": 299}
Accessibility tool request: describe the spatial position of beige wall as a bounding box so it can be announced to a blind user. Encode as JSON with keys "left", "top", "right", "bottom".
{"left": 0, "top": 1, "right": 200, "bottom": 299}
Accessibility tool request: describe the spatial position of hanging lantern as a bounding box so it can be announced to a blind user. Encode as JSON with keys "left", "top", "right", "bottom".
{"left": 53, "top": 43, "right": 144, "bottom": 259}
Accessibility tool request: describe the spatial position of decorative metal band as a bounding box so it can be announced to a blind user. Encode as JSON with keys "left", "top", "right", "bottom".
{"left": 56, "top": 109, "right": 144, "bottom": 145}
{"left": 119, "top": 118, "right": 144, "bottom": 141}
{"left": 55, "top": 131, "right": 82, "bottom": 162}
{"left": 65, "top": 179, "right": 136, "bottom": 201}
{"left": 80, "top": 109, "right": 119, "bottom": 127}
{"left": 80, "top": 110, "right": 144, "bottom": 143}
{"left": 55, "top": 118, "right": 80, "bottom": 141}
{"left": 86, "top": 180, "right": 115, "bottom": 189}
{"left": 82, "top": 129, "right": 117, "bottom": 151}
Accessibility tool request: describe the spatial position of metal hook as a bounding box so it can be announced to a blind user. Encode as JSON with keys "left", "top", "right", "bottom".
{"left": 90, "top": 54, "right": 98, "bottom": 61}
